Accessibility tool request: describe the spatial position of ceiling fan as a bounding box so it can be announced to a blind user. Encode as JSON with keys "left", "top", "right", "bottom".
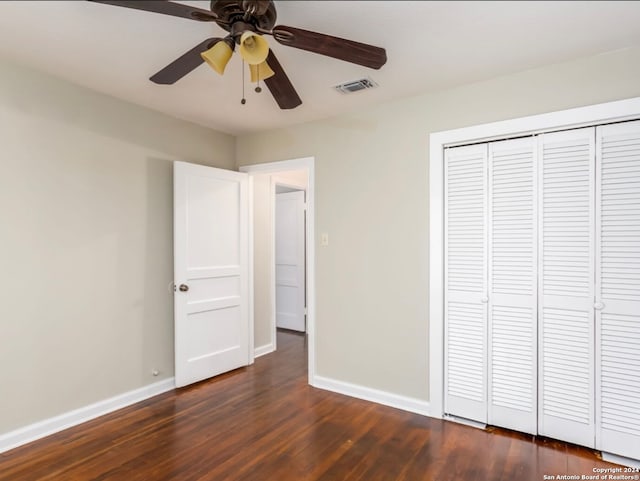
{"left": 89, "top": 0, "right": 388, "bottom": 109}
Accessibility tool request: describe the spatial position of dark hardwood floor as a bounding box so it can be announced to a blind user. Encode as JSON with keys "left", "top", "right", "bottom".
{"left": 1, "top": 330, "right": 620, "bottom": 480}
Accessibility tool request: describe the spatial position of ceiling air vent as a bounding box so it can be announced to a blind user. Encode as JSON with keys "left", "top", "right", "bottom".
{"left": 334, "top": 77, "right": 378, "bottom": 94}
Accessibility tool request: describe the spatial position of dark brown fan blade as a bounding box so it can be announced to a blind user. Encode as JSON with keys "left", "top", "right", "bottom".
{"left": 150, "top": 38, "right": 221, "bottom": 85}
{"left": 271, "top": 26, "right": 386, "bottom": 70}
{"left": 88, "top": 1, "right": 218, "bottom": 22}
{"left": 263, "top": 50, "right": 302, "bottom": 110}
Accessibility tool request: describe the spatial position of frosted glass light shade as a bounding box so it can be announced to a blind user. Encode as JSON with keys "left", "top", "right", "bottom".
{"left": 201, "top": 41, "right": 233, "bottom": 75}
{"left": 239, "top": 31, "right": 269, "bottom": 65}
{"left": 249, "top": 61, "right": 275, "bottom": 82}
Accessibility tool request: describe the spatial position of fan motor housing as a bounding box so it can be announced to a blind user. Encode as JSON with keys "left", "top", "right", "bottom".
{"left": 210, "top": 0, "right": 277, "bottom": 32}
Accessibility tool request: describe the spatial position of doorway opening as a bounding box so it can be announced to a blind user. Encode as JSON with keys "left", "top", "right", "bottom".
{"left": 240, "top": 157, "right": 316, "bottom": 385}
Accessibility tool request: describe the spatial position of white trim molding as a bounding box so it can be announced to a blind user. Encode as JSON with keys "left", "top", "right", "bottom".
{"left": 429, "top": 96, "right": 640, "bottom": 420}
{"left": 0, "top": 378, "right": 175, "bottom": 454}
{"left": 247, "top": 174, "right": 255, "bottom": 365}
{"left": 254, "top": 343, "right": 275, "bottom": 358}
{"left": 313, "top": 376, "right": 431, "bottom": 417}
{"left": 269, "top": 176, "right": 278, "bottom": 353}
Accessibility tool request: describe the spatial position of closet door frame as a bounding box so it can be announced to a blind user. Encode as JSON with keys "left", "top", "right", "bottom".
{"left": 430, "top": 96, "right": 640, "bottom": 423}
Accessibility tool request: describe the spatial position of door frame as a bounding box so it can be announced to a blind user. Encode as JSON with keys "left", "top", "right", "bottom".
{"left": 240, "top": 157, "right": 316, "bottom": 385}
{"left": 429, "top": 96, "right": 640, "bottom": 420}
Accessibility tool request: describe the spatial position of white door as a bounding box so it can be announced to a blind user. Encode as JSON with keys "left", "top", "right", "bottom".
{"left": 538, "top": 127, "right": 596, "bottom": 447}
{"left": 487, "top": 137, "right": 538, "bottom": 435}
{"left": 595, "top": 120, "right": 640, "bottom": 460}
{"left": 275, "top": 190, "right": 306, "bottom": 332}
{"left": 173, "top": 161, "right": 249, "bottom": 388}
{"left": 444, "top": 143, "right": 488, "bottom": 423}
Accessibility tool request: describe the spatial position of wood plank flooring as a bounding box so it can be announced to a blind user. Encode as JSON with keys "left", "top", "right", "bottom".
{"left": 0, "top": 330, "right": 620, "bottom": 480}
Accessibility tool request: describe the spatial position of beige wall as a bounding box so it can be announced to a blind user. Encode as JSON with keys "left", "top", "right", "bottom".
{"left": 0, "top": 58, "right": 235, "bottom": 434}
{"left": 237, "top": 46, "right": 640, "bottom": 402}
{"left": 252, "top": 173, "right": 273, "bottom": 350}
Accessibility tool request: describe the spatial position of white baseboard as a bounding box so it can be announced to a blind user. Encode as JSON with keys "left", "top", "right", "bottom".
{"left": 0, "top": 378, "right": 175, "bottom": 454}
{"left": 254, "top": 343, "right": 275, "bottom": 358}
{"left": 312, "top": 375, "right": 430, "bottom": 416}
{"left": 602, "top": 452, "right": 640, "bottom": 469}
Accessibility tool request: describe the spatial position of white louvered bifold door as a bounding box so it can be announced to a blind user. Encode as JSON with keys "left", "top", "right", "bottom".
{"left": 487, "top": 137, "right": 538, "bottom": 434}
{"left": 444, "top": 144, "right": 488, "bottom": 423}
{"left": 595, "top": 120, "right": 640, "bottom": 460}
{"left": 538, "top": 127, "right": 596, "bottom": 447}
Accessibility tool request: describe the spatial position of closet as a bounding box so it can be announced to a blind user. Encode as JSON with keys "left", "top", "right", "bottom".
{"left": 443, "top": 120, "right": 640, "bottom": 461}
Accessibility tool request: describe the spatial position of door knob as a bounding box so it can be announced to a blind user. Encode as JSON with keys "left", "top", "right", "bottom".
{"left": 179, "top": 284, "right": 189, "bottom": 292}
{"left": 481, "top": 296, "right": 489, "bottom": 303}
{"left": 594, "top": 302, "right": 604, "bottom": 310}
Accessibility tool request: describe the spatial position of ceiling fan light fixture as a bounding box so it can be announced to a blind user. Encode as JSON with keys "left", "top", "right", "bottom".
{"left": 92, "top": 0, "right": 388, "bottom": 110}
{"left": 249, "top": 61, "right": 275, "bottom": 83}
{"left": 201, "top": 39, "right": 234, "bottom": 75}
{"left": 239, "top": 31, "right": 270, "bottom": 65}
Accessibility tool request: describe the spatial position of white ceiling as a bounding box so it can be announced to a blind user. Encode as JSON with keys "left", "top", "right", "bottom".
{"left": 1, "top": 1, "right": 639, "bottom": 135}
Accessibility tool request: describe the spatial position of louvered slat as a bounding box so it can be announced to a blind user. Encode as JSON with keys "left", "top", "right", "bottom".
{"left": 538, "top": 128, "right": 595, "bottom": 448}
{"left": 600, "top": 313, "right": 640, "bottom": 439}
{"left": 541, "top": 137, "right": 591, "bottom": 297}
{"left": 595, "top": 120, "right": 640, "bottom": 460}
{"left": 487, "top": 137, "right": 537, "bottom": 434}
{"left": 444, "top": 144, "right": 487, "bottom": 423}
{"left": 600, "top": 124, "right": 640, "bottom": 303}
{"left": 542, "top": 308, "right": 591, "bottom": 420}
{"left": 447, "top": 301, "right": 485, "bottom": 399}
{"left": 491, "top": 306, "right": 534, "bottom": 411}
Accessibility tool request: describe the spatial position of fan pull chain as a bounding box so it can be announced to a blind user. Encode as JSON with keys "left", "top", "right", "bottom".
{"left": 255, "top": 63, "right": 262, "bottom": 93}
{"left": 241, "top": 60, "right": 246, "bottom": 105}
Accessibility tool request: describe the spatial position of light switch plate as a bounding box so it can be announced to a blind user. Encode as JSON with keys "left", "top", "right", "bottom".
{"left": 321, "top": 233, "right": 329, "bottom": 246}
